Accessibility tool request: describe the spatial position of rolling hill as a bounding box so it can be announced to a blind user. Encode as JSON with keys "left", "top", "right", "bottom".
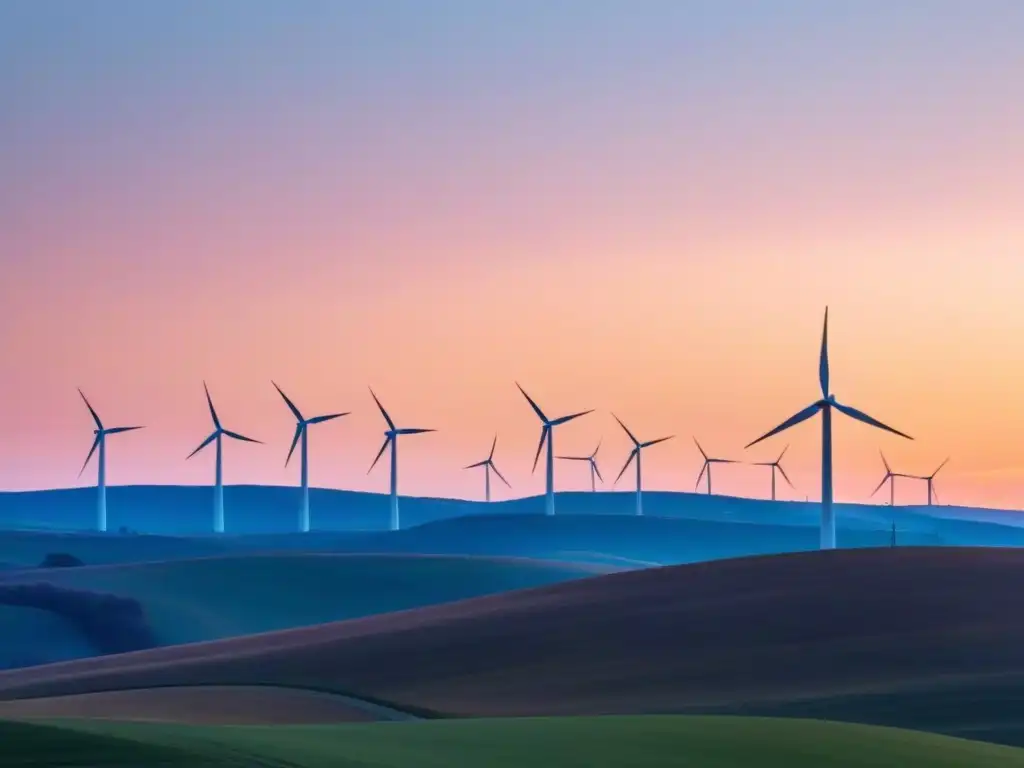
{"left": 5, "top": 716, "right": 1023, "bottom": 767}
{"left": 3, "top": 552, "right": 618, "bottom": 647}
{"left": 4, "top": 547, "right": 1024, "bottom": 744}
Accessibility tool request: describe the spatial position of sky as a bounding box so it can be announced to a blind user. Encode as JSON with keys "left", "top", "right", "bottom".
{"left": 2, "top": 0, "right": 1024, "bottom": 509}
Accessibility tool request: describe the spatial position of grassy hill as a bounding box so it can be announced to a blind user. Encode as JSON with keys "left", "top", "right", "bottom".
{"left": 4, "top": 553, "right": 617, "bottom": 646}
{"left": 4, "top": 716, "right": 1024, "bottom": 767}
{"left": 5, "top": 547, "right": 1024, "bottom": 743}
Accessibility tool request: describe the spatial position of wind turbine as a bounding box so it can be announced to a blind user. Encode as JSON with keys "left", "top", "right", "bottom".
{"left": 745, "top": 308, "right": 913, "bottom": 550}
{"left": 464, "top": 435, "right": 511, "bottom": 502}
{"left": 870, "top": 450, "right": 912, "bottom": 507}
{"left": 557, "top": 440, "right": 604, "bottom": 492}
{"left": 694, "top": 438, "right": 737, "bottom": 496}
{"left": 272, "top": 382, "right": 349, "bottom": 533}
{"left": 910, "top": 457, "right": 949, "bottom": 506}
{"left": 751, "top": 445, "right": 794, "bottom": 501}
{"left": 516, "top": 383, "right": 593, "bottom": 516}
{"left": 187, "top": 382, "right": 261, "bottom": 534}
{"left": 612, "top": 416, "right": 672, "bottom": 516}
{"left": 77, "top": 389, "right": 143, "bottom": 533}
{"left": 368, "top": 388, "right": 434, "bottom": 531}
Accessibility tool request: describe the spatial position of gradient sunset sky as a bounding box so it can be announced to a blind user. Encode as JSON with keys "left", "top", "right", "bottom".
{"left": 2, "top": 1, "right": 1024, "bottom": 509}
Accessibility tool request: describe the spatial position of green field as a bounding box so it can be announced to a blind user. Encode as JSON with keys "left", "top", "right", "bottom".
{"left": 6, "top": 715, "right": 1024, "bottom": 767}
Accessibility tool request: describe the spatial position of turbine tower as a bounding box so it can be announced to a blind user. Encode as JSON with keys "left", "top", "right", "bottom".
{"left": 870, "top": 450, "right": 912, "bottom": 507}
{"left": 187, "top": 382, "right": 261, "bottom": 534}
{"left": 464, "top": 435, "right": 511, "bottom": 502}
{"left": 745, "top": 308, "right": 912, "bottom": 550}
{"left": 751, "top": 445, "right": 794, "bottom": 501}
{"left": 77, "top": 389, "right": 143, "bottom": 533}
{"left": 613, "top": 416, "right": 672, "bottom": 516}
{"left": 910, "top": 457, "right": 949, "bottom": 506}
{"left": 557, "top": 440, "right": 604, "bottom": 492}
{"left": 516, "top": 383, "right": 592, "bottom": 516}
{"left": 694, "top": 438, "right": 736, "bottom": 496}
{"left": 273, "top": 382, "right": 349, "bottom": 533}
{"left": 368, "top": 388, "right": 434, "bottom": 531}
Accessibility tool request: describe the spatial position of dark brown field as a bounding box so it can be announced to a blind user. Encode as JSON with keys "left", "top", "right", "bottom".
{"left": 4, "top": 547, "right": 1024, "bottom": 740}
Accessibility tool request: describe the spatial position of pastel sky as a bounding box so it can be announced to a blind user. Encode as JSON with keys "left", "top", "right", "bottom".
{"left": 2, "top": 1, "right": 1024, "bottom": 509}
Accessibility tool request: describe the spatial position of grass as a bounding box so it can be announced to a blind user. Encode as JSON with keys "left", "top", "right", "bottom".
{"left": 7, "top": 715, "right": 1024, "bottom": 767}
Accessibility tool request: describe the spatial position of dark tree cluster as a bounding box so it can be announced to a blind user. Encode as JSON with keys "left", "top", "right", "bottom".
{"left": 0, "top": 582, "right": 157, "bottom": 655}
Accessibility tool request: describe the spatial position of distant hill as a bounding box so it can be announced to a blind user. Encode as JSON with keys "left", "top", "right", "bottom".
{"left": 4, "top": 553, "right": 616, "bottom": 648}
{"left": 0, "top": 512, "right": 951, "bottom": 570}
{"left": 0, "top": 484, "right": 967, "bottom": 534}
{"left": 7, "top": 547, "right": 1024, "bottom": 746}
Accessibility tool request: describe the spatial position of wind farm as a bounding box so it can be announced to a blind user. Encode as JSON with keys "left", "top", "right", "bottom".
{"left": 6, "top": 2, "right": 1024, "bottom": 765}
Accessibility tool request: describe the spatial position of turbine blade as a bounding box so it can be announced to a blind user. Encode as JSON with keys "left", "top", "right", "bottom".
{"left": 776, "top": 463, "right": 795, "bottom": 488}
{"left": 776, "top": 444, "right": 789, "bottom": 463}
{"left": 203, "top": 381, "right": 221, "bottom": 430}
{"left": 695, "top": 461, "right": 707, "bottom": 491}
{"left": 591, "top": 438, "right": 601, "bottom": 459}
{"left": 870, "top": 473, "right": 890, "bottom": 497}
{"left": 464, "top": 459, "right": 489, "bottom": 469}
{"left": 368, "top": 436, "right": 392, "bottom": 474}
{"left": 641, "top": 436, "right": 673, "bottom": 448}
{"left": 744, "top": 402, "right": 823, "bottom": 449}
{"left": 556, "top": 455, "right": 588, "bottom": 461}
{"left": 819, "top": 306, "right": 830, "bottom": 398}
{"left": 692, "top": 437, "right": 708, "bottom": 459}
{"left": 285, "top": 424, "right": 303, "bottom": 467}
{"left": 105, "top": 426, "right": 144, "bottom": 434}
{"left": 78, "top": 434, "right": 102, "bottom": 477}
{"left": 187, "top": 431, "right": 218, "bottom": 460}
{"left": 932, "top": 457, "right": 950, "bottom": 478}
{"left": 933, "top": 484, "right": 941, "bottom": 503}
{"left": 532, "top": 426, "right": 548, "bottom": 473}
{"left": 592, "top": 459, "right": 604, "bottom": 483}
{"left": 612, "top": 414, "right": 639, "bottom": 446}
{"left": 712, "top": 458, "right": 738, "bottom": 464}
{"left": 223, "top": 430, "right": 261, "bottom": 444}
{"left": 77, "top": 389, "right": 103, "bottom": 430}
{"left": 515, "top": 382, "right": 548, "bottom": 423}
{"left": 552, "top": 409, "right": 593, "bottom": 426}
{"left": 490, "top": 462, "right": 512, "bottom": 488}
{"left": 307, "top": 412, "right": 349, "bottom": 425}
{"left": 489, "top": 434, "right": 497, "bottom": 460}
{"left": 272, "top": 381, "right": 303, "bottom": 422}
{"left": 396, "top": 428, "right": 434, "bottom": 435}
{"left": 614, "top": 449, "right": 637, "bottom": 485}
{"left": 832, "top": 401, "right": 913, "bottom": 441}
{"left": 879, "top": 449, "right": 891, "bottom": 474}
{"left": 368, "top": 388, "right": 395, "bottom": 430}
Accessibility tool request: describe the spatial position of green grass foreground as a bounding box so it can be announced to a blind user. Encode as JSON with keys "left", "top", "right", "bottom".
{"left": 5, "top": 715, "right": 1024, "bottom": 767}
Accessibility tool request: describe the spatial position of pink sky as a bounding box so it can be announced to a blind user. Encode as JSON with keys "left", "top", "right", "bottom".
{"left": 2, "top": 2, "right": 1024, "bottom": 510}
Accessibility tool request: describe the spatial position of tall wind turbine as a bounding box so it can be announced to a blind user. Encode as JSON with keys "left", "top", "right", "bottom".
{"left": 910, "top": 457, "right": 949, "bottom": 506}
{"left": 272, "top": 382, "right": 349, "bottom": 533}
{"left": 870, "top": 450, "right": 912, "bottom": 507}
{"left": 187, "top": 382, "right": 261, "bottom": 534}
{"left": 745, "top": 308, "right": 913, "bottom": 550}
{"left": 751, "top": 445, "right": 794, "bottom": 501}
{"left": 613, "top": 416, "right": 672, "bottom": 516}
{"left": 516, "top": 383, "right": 592, "bottom": 516}
{"left": 557, "top": 440, "right": 604, "bottom": 492}
{"left": 368, "top": 389, "right": 434, "bottom": 531}
{"left": 694, "top": 438, "right": 736, "bottom": 496}
{"left": 77, "top": 389, "right": 143, "bottom": 533}
{"left": 464, "top": 435, "right": 511, "bottom": 502}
